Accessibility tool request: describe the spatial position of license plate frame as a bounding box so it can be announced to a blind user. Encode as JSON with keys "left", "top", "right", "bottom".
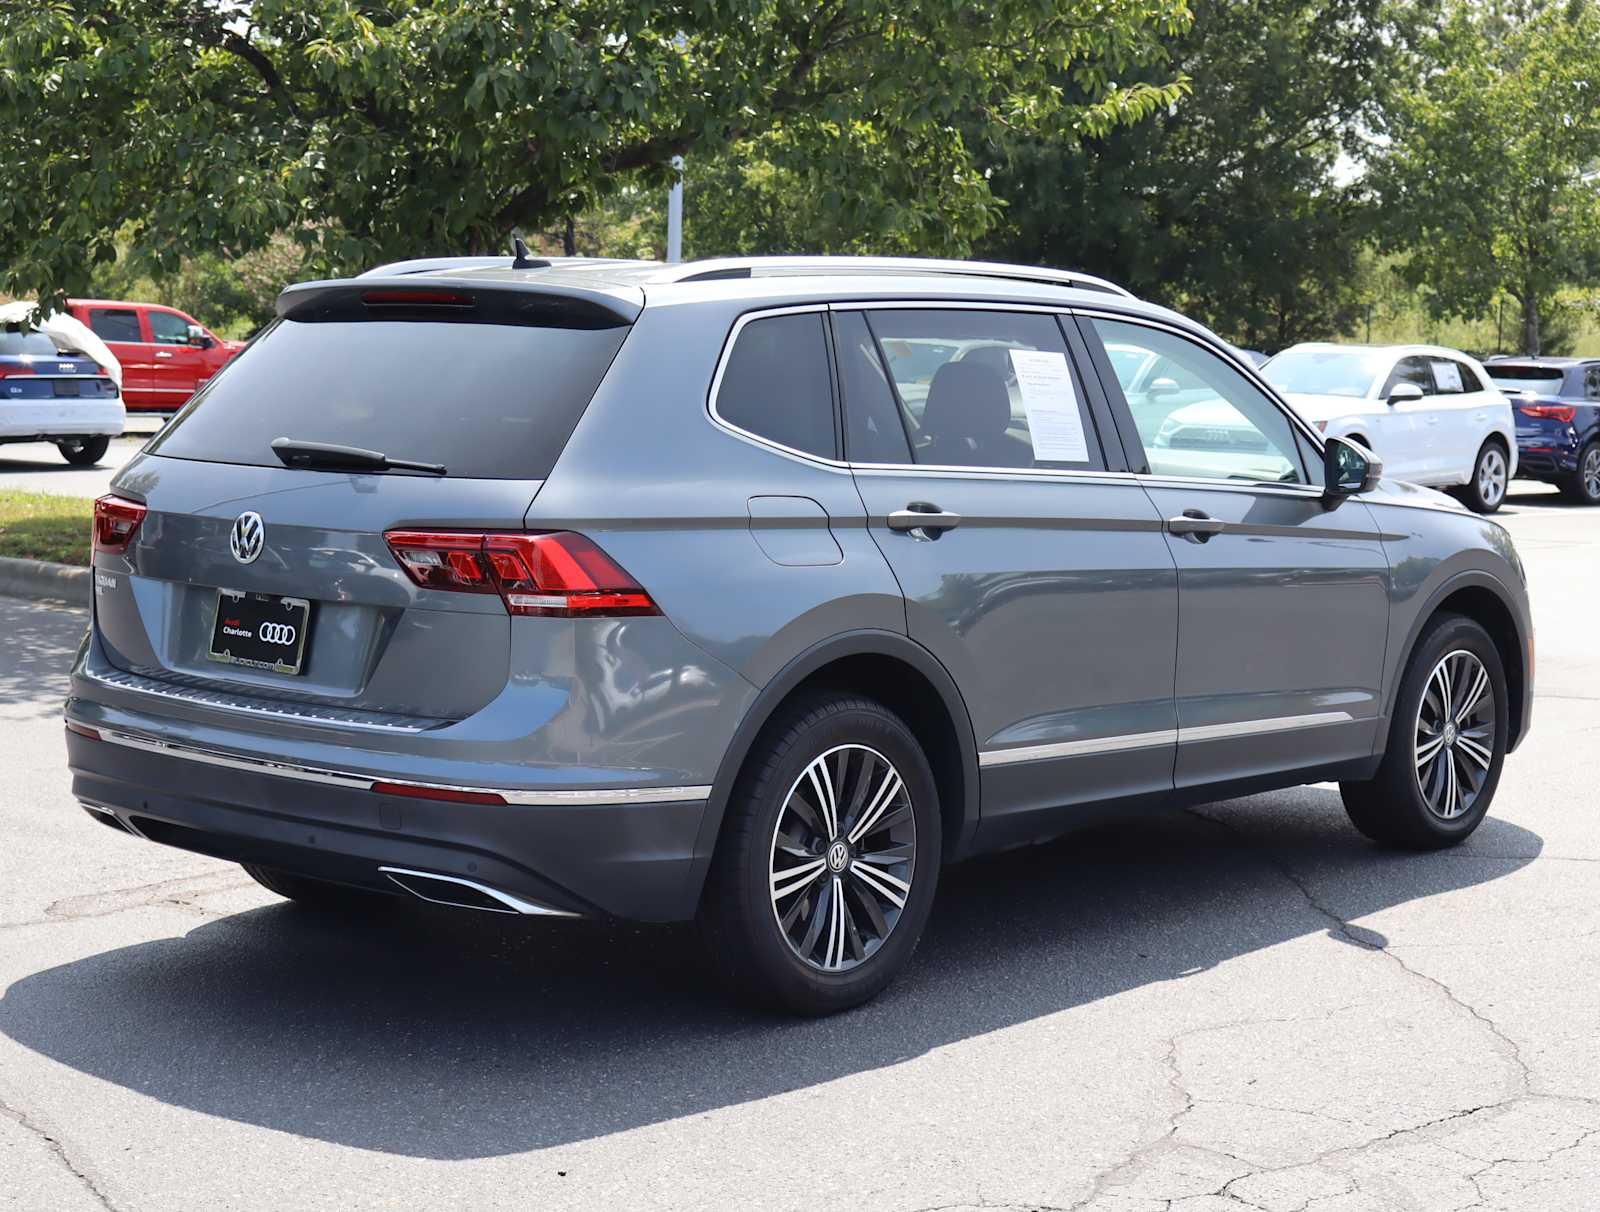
{"left": 207, "top": 590, "right": 312, "bottom": 676}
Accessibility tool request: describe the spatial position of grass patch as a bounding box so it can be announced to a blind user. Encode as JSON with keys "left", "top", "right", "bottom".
{"left": 0, "top": 490, "right": 95, "bottom": 566}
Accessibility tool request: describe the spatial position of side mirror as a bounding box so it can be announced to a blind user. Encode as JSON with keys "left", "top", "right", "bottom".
{"left": 1147, "top": 377, "right": 1180, "bottom": 398}
{"left": 1386, "top": 382, "right": 1424, "bottom": 405}
{"left": 186, "top": 324, "right": 214, "bottom": 349}
{"left": 1323, "top": 435, "right": 1382, "bottom": 503}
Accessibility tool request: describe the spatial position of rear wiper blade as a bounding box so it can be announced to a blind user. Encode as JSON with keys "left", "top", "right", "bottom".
{"left": 270, "top": 437, "right": 446, "bottom": 476}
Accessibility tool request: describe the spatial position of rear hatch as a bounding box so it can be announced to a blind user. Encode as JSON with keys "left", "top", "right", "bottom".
{"left": 90, "top": 279, "right": 637, "bottom": 725}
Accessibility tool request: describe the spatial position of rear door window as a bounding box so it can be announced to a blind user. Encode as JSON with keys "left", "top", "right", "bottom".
{"left": 146, "top": 316, "right": 629, "bottom": 480}
{"left": 88, "top": 308, "right": 142, "bottom": 343}
{"left": 714, "top": 312, "right": 837, "bottom": 459}
{"left": 855, "top": 309, "right": 1104, "bottom": 470}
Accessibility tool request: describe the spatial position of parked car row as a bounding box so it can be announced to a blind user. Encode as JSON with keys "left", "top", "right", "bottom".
{"left": 65, "top": 253, "right": 1533, "bottom": 1013}
{"left": 0, "top": 299, "right": 247, "bottom": 466}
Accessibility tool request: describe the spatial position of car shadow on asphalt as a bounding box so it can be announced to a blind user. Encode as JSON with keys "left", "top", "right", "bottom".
{"left": 0, "top": 791, "right": 1541, "bottom": 1159}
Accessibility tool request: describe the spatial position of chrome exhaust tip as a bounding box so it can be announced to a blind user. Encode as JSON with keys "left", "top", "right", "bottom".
{"left": 378, "top": 866, "right": 578, "bottom": 917}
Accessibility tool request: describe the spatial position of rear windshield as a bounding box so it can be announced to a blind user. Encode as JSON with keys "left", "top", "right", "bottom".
{"left": 147, "top": 317, "right": 629, "bottom": 479}
{"left": 0, "top": 328, "right": 61, "bottom": 357}
{"left": 1485, "top": 365, "right": 1565, "bottom": 394}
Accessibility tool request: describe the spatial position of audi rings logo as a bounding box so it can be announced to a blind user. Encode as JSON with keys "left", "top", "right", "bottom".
{"left": 258, "top": 621, "right": 297, "bottom": 646}
{"left": 229, "top": 511, "right": 265, "bottom": 565}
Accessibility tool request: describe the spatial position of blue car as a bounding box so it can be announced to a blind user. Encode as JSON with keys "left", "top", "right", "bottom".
{"left": 1484, "top": 357, "right": 1600, "bottom": 504}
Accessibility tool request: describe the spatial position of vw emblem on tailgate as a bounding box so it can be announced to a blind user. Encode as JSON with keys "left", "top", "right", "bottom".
{"left": 229, "top": 511, "right": 265, "bottom": 565}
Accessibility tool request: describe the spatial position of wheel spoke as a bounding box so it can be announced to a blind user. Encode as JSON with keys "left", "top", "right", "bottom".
{"left": 1456, "top": 734, "right": 1493, "bottom": 769}
{"left": 1415, "top": 733, "right": 1447, "bottom": 767}
{"left": 1455, "top": 664, "right": 1489, "bottom": 723}
{"left": 847, "top": 767, "right": 904, "bottom": 844}
{"left": 1436, "top": 659, "right": 1454, "bottom": 722}
{"left": 771, "top": 857, "right": 827, "bottom": 902}
{"left": 806, "top": 757, "right": 839, "bottom": 839}
{"left": 851, "top": 860, "right": 909, "bottom": 910}
{"left": 848, "top": 877, "right": 890, "bottom": 937}
{"left": 797, "top": 877, "right": 832, "bottom": 960}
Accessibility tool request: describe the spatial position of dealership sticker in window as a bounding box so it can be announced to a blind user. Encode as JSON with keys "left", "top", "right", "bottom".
{"left": 1010, "top": 349, "right": 1090, "bottom": 462}
{"left": 1432, "top": 360, "right": 1463, "bottom": 392}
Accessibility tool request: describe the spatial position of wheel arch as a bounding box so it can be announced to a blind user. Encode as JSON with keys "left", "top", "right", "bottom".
{"left": 685, "top": 630, "right": 981, "bottom": 912}
{"left": 1390, "top": 571, "right": 1530, "bottom": 752}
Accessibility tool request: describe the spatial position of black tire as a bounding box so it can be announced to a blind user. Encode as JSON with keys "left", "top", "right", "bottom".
{"left": 1454, "top": 438, "right": 1510, "bottom": 514}
{"left": 697, "top": 693, "right": 942, "bottom": 1015}
{"left": 57, "top": 436, "right": 110, "bottom": 466}
{"left": 1340, "top": 613, "right": 1508, "bottom": 849}
{"left": 1559, "top": 440, "right": 1600, "bottom": 505}
{"left": 242, "top": 864, "right": 390, "bottom": 912}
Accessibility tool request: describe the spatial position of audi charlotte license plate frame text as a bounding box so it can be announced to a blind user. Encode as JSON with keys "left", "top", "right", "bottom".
{"left": 206, "top": 590, "right": 312, "bottom": 675}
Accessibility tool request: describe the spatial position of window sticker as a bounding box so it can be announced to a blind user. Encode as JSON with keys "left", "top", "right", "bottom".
{"left": 1432, "top": 360, "right": 1464, "bottom": 393}
{"left": 1009, "top": 349, "right": 1090, "bottom": 463}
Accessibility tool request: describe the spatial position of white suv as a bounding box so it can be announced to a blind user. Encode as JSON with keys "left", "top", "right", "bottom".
{"left": 1262, "top": 343, "right": 1517, "bottom": 513}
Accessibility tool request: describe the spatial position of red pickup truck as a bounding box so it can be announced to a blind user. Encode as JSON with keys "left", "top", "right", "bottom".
{"left": 67, "top": 299, "right": 247, "bottom": 412}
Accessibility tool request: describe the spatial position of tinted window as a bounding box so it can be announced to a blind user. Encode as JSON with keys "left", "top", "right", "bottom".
{"left": 1429, "top": 358, "right": 1480, "bottom": 394}
{"left": 0, "top": 327, "right": 59, "bottom": 357}
{"left": 1091, "top": 318, "right": 1307, "bottom": 485}
{"left": 863, "top": 310, "right": 1103, "bottom": 470}
{"left": 148, "top": 310, "right": 191, "bottom": 344}
{"left": 834, "top": 311, "right": 912, "bottom": 463}
{"left": 89, "top": 308, "right": 141, "bottom": 342}
{"left": 1485, "top": 364, "right": 1564, "bottom": 394}
{"left": 147, "top": 318, "right": 628, "bottom": 479}
{"left": 1456, "top": 362, "right": 1484, "bottom": 393}
{"left": 716, "top": 313, "right": 836, "bottom": 459}
{"left": 1586, "top": 368, "right": 1600, "bottom": 400}
{"left": 1382, "top": 356, "right": 1434, "bottom": 396}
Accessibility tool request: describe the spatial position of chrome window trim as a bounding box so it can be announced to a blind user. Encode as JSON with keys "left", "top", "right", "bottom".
{"left": 704, "top": 298, "right": 1332, "bottom": 496}
{"left": 79, "top": 724, "right": 713, "bottom": 806}
{"left": 979, "top": 711, "right": 1355, "bottom": 766}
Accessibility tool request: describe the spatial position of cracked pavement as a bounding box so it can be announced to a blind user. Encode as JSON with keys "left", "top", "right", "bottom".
{"left": 1, "top": 486, "right": 1596, "bottom": 1211}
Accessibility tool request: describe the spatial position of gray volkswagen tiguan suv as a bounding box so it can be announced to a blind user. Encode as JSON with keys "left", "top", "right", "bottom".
{"left": 65, "top": 255, "right": 1533, "bottom": 1014}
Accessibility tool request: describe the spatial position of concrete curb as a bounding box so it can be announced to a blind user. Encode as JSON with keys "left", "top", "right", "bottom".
{"left": 0, "top": 555, "right": 90, "bottom": 606}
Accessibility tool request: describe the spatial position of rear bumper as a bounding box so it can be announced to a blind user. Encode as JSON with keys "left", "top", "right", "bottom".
{"left": 0, "top": 399, "right": 125, "bottom": 439}
{"left": 1515, "top": 429, "right": 1582, "bottom": 477}
{"left": 64, "top": 720, "right": 713, "bottom": 921}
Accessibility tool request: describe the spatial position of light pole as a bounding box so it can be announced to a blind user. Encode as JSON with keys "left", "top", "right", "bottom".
{"left": 667, "top": 156, "right": 684, "bottom": 262}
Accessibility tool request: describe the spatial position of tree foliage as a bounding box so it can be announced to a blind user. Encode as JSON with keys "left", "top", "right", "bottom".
{"left": 1372, "top": 0, "right": 1600, "bottom": 355}
{"left": 974, "top": 0, "right": 1422, "bottom": 349}
{"left": 0, "top": 0, "right": 1190, "bottom": 309}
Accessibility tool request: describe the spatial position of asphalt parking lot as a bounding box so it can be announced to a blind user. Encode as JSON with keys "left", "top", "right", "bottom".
{"left": 0, "top": 486, "right": 1595, "bottom": 1212}
{"left": 0, "top": 426, "right": 159, "bottom": 500}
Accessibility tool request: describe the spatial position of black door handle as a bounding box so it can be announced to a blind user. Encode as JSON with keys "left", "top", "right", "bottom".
{"left": 887, "top": 502, "right": 962, "bottom": 537}
{"left": 1167, "top": 509, "right": 1225, "bottom": 540}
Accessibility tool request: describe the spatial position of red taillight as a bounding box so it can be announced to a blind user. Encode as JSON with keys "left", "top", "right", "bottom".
{"left": 370, "top": 780, "right": 507, "bottom": 805}
{"left": 1518, "top": 404, "right": 1577, "bottom": 422}
{"left": 384, "top": 530, "right": 659, "bottom": 618}
{"left": 93, "top": 495, "right": 147, "bottom": 555}
{"left": 64, "top": 720, "right": 101, "bottom": 740}
{"left": 0, "top": 365, "right": 35, "bottom": 378}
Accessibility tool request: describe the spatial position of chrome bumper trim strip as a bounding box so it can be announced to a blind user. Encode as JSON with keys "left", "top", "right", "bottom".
{"left": 76, "top": 724, "right": 712, "bottom": 807}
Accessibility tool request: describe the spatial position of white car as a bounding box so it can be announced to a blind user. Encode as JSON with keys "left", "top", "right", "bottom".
{"left": 1261, "top": 343, "right": 1517, "bottom": 513}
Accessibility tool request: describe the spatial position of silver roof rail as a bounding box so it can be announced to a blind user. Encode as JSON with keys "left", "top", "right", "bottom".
{"left": 649, "top": 256, "right": 1134, "bottom": 297}
{"left": 357, "top": 255, "right": 654, "bottom": 278}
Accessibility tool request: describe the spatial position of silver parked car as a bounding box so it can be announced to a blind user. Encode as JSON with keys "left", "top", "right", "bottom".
{"left": 66, "top": 256, "right": 1533, "bottom": 1014}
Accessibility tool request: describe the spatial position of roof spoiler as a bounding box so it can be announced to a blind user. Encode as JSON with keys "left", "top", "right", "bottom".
{"left": 275, "top": 276, "right": 643, "bottom": 328}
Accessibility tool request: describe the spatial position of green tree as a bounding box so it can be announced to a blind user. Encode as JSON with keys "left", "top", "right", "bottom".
{"left": 1373, "top": 1, "right": 1600, "bottom": 355}
{"left": 0, "top": 0, "right": 1191, "bottom": 309}
{"left": 974, "top": 0, "right": 1418, "bottom": 349}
